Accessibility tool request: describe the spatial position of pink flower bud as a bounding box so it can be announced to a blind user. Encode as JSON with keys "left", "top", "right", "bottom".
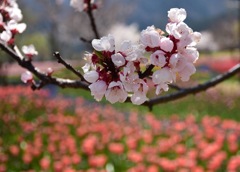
{"left": 21, "top": 71, "right": 33, "bottom": 83}
{"left": 160, "top": 37, "right": 174, "bottom": 52}
{"left": 47, "top": 67, "right": 54, "bottom": 76}
{"left": 22, "top": 45, "right": 38, "bottom": 60}
{"left": 168, "top": 8, "right": 187, "bottom": 23}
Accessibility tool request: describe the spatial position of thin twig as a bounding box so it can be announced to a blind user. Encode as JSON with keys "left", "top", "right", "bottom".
{"left": 139, "top": 64, "right": 154, "bottom": 79}
{"left": 53, "top": 52, "right": 85, "bottom": 81}
{"left": 80, "top": 37, "right": 92, "bottom": 44}
{"left": 86, "top": 0, "right": 100, "bottom": 39}
{"left": 0, "top": 41, "right": 89, "bottom": 90}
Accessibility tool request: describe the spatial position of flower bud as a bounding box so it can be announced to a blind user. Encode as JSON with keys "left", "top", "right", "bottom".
{"left": 21, "top": 71, "right": 33, "bottom": 84}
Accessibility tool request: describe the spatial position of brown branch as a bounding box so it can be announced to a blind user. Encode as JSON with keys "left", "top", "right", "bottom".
{"left": 139, "top": 64, "right": 154, "bottom": 79}
{"left": 53, "top": 52, "right": 85, "bottom": 81}
{"left": 169, "top": 84, "right": 182, "bottom": 91}
{"left": 86, "top": 0, "right": 100, "bottom": 39}
{"left": 142, "top": 64, "right": 240, "bottom": 107}
{"left": 0, "top": 41, "right": 89, "bottom": 91}
{"left": 80, "top": 37, "right": 92, "bottom": 44}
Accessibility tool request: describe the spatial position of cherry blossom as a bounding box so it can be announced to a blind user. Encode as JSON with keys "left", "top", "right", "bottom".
{"left": 80, "top": 8, "right": 201, "bottom": 105}
{"left": 70, "top": 0, "right": 85, "bottom": 12}
{"left": 89, "top": 80, "right": 107, "bottom": 101}
{"left": 111, "top": 53, "right": 126, "bottom": 67}
{"left": 0, "top": 30, "right": 12, "bottom": 42}
{"left": 22, "top": 45, "right": 38, "bottom": 59}
{"left": 140, "top": 26, "right": 161, "bottom": 48}
{"left": 47, "top": 68, "right": 54, "bottom": 76}
{"left": 152, "top": 68, "right": 175, "bottom": 95}
{"left": 0, "top": 0, "right": 26, "bottom": 44}
{"left": 168, "top": 8, "right": 187, "bottom": 23}
{"left": 105, "top": 81, "right": 128, "bottom": 104}
{"left": 150, "top": 50, "right": 166, "bottom": 67}
{"left": 131, "top": 80, "right": 149, "bottom": 105}
{"left": 84, "top": 70, "right": 99, "bottom": 83}
{"left": 21, "top": 71, "right": 33, "bottom": 84}
{"left": 92, "top": 34, "right": 115, "bottom": 52}
{"left": 9, "top": 2, "right": 201, "bottom": 105}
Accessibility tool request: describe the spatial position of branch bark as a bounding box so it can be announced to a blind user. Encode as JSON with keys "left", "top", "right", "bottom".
{"left": 0, "top": 41, "right": 89, "bottom": 90}
{"left": 53, "top": 52, "right": 85, "bottom": 81}
{"left": 86, "top": 1, "right": 100, "bottom": 39}
{"left": 142, "top": 64, "right": 240, "bottom": 108}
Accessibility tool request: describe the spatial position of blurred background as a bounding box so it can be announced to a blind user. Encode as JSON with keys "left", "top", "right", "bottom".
{"left": 0, "top": 0, "right": 240, "bottom": 171}
{"left": 1, "top": 0, "right": 239, "bottom": 118}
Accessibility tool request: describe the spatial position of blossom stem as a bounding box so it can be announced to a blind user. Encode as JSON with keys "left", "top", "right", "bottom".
{"left": 53, "top": 52, "right": 85, "bottom": 81}
{"left": 139, "top": 64, "right": 154, "bottom": 79}
{"left": 144, "top": 64, "right": 240, "bottom": 107}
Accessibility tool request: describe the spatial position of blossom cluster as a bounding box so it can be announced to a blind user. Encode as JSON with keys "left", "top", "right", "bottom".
{"left": 82, "top": 8, "right": 201, "bottom": 105}
{"left": 0, "top": 0, "right": 26, "bottom": 44}
{"left": 0, "top": 0, "right": 39, "bottom": 83}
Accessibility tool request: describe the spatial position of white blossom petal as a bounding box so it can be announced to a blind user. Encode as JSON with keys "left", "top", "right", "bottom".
{"left": 152, "top": 68, "right": 174, "bottom": 85}
{"left": 105, "top": 81, "right": 128, "bottom": 103}
{"left": 140, "top": 26, "right": 161, "bottom": 48}
{"left": 150, "top": 50, "right": 166, "bottom": 67}
{"left": 111, "top": 53, "right": 125, "bottom": 67}
{"left": 84, "top": 70, "right": 99, "bottom": 83}
{"left": 131, "top": 91, "right": 148, "bottom": 105}
{"left": 89, "top": 80, "right": 107, "bottom": 101}
{"left": 168, "top": 8, "right": 187, "bottom": 23}
{"left": 92, "top": 35, "right": 115, "bottom": 52}
{"left": 160, "top": 37, "right": 174, "bottom": 52}
{"left": 21, "top": 71, "right": 33, "bottom": 83}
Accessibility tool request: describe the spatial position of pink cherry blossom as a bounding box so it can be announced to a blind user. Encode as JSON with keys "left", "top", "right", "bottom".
{"left": 82, "top": 53, "right": 96, "bottom": 73}
{"left": 21, "top": 71, "right": 33, "bottom": 84}
{"left": 152, "top": 68, "right": 174, "bottom": 85}
{"left": 0, "top": 30, "right": 12, "bottom": 43}
{"left": 105, "top": 81, "right": 128, "bottom": 103}
{"left": 84, "top": 70, "right": 99, "bottom": 83}
{"left": 160, "top": 37, "right": 174, "bottom": 52}
{"left": 168, "top": 8, "right": 187, "bottom": 23}
{"left": 131, "top": 79, "right": 149, "bottom": 105}
{"left": 120, "top": 40, "right": 145, "bottom": 62}
{"left": 111, "top": 53, "right": 126, "bottom": 67}
{"left": 153, "top": 68, "right": 175, "bottom": 94}
{"left": 89, "top": 80, "right": 107, "bottom": 101}
{"left": 140, "top": 26, "right": 161, "bottom": 48}
{"left": 22, "top": 44, "right": 38, "bottom": 59}
{"left": 47, "top": 67, "right": 54, "bottom": 76}
{"left": 92, "top": 34, "right": 115, "bottom": 52}
{"left": 150, "top": 50, "right": 166, "bottom": 67}
{"left": 7, "top": 20, "right": 26, "bottom": 33}
{"left": 173, "top": 57, "right": 196, "bottom": 81}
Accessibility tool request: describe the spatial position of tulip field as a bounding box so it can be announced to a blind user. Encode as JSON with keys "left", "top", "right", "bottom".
{"left": 0, "top": 86, "right": 240, "bottom": 172}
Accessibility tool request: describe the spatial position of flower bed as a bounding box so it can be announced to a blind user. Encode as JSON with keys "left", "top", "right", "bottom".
{"left": 0, "top": 86, "right": 239, "bottom": 172}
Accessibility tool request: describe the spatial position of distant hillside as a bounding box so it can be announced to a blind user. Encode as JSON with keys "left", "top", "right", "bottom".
{"left": 21, "top": 0, "right": 237, "bottom": 31}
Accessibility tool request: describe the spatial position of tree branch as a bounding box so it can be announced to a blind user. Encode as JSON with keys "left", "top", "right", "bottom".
{"left": 1, "top": 40, "right": 239, "bottom": 109}
{"left": 139, "top": 64, "right": 154, "bottom": 79}
{"left": 0, "top": 41, "right": 89, "bottom": 90}
{"left": 86, "top": 0, "right": 100, "bottom": 39}
{"left": 142, "top": 64, "right": 240, "bottom": 107}
{"left": 53, "top": 52, "right": 85, "bottom": 81}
